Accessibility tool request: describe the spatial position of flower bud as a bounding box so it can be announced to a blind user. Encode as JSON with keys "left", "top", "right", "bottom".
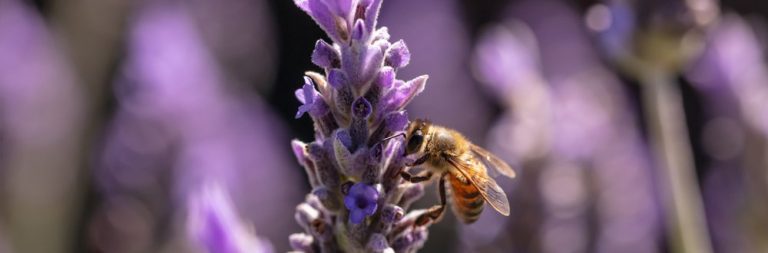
{"left": 289, "top": 233, "right": 315, "bottom": 252}
{"left": 385, "top": 40, "right": 410, "bottom": 68}
{"left": 312, "top": 39, "right": 339, "bottom": 68}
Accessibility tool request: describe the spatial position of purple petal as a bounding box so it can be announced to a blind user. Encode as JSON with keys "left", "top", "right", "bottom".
{"left": 295, "top": 81, "right": 319, "bottom": 118}
{"left": 295, "top": 104, "right": 310, "bottom": 119}
{"left": 386, "top": 39, "right": 410, "bottom": 68}
{"left": 381, "top": 75, "right": 427, "bottom": 113}
{"left": 311, "top": 39, "right": 339, "bottom": 68}
{"left": 309, "top": 98, "right": 330, "bottom": 117}
{"left": 363, "top": 201, "right": 377, "bottom": 215}
{"left": 344, "top": 192, "right": 357, "bottom": 209}
{"left": 397, "top": 75, "right": 428, "bottom": 106}
{"left": 361, "top": 183, "right": 379, "bottom": 199}
{"left": 302, "top": 77, "right": 315, "bottom": 103}
{"left": 295, "top": 77, "right": 330, "bottom": 118}
{"left": 294, "top": 88, "right": 307, "bottom": 104}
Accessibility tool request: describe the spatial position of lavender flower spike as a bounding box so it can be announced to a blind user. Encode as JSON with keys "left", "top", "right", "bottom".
{"left": 188, "top": 183, "right": 274, "bottom": 253}
{"left": 290, "top": 0, "right": 434, "bottom": 251}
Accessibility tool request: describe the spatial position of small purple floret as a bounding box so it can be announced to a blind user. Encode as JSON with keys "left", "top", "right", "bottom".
{"left": 352, "top": 97, "right": 373, "bottom": 119}
{"left": 344, "top": 182, "right": 379, "bottom": 224}
{"left": 295, "top": 77, "right": 326, "bottom": 119}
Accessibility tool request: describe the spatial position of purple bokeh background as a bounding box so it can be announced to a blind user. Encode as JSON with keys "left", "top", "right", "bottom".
{"left": 0, "top": 0, "right": 766, "bottom": 252}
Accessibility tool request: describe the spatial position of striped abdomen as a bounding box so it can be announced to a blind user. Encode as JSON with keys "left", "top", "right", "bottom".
{"left": 448, "top": 173, "right": 484, "bottom": 224}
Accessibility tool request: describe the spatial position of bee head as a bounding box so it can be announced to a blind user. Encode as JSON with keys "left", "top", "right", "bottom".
{"left": 405, "top": 119, "right": 430, "bottom": 154}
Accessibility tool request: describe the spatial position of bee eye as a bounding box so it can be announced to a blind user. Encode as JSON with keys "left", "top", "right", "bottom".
{"left": 406, "top": 130, "right": 424, "bottom": 153}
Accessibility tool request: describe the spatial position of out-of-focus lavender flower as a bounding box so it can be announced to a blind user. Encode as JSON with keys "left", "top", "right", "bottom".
{"left": 0, "top": 1, "right": 86, "bottom": 252}
{"left": 585, "top": 1, "right": 636, "bottom": 61}
{"left": 685, "top": 14, "right": 768, "bottom": 253}
{"left": 290, "top": 0, "right": 435, "bottom": 251}
{"left": 472, "top": 21, "right": 541, "bottom": 102}
{"left": 93, "top": 2, "right": 302, "bottom": 252}
{"left": 686, "top": 14, "right": 768, "bottom": 137}
{"left": 468, "top": 2, "right": 660, "bottom": 251}
{"left": 344, "top": 183, "right": 380, "bottom": 224}
{"left": 188, "top": 183, "right": 274, "bottom": 253}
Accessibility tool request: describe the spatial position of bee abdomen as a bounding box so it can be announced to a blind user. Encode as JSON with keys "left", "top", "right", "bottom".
{"left": 450, "top": 176, "right": 485, "bottom": 224}
{"left": 458, "top": 198, "right": 484, "bottom": 223}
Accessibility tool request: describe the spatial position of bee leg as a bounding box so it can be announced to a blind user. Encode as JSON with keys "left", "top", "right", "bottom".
{"left": 416, "top": 173, "right": 448, "bottom": 226}
{"left": 405, "top": 154, "right": 429, "bottom": 167}
{"left": 400, "top": 170, "right": 433, "bottom": 183}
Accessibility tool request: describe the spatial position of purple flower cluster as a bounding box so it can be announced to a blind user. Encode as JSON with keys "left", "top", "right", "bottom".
{"left": 289, "top": 0, "right": 432, "bottom": 251}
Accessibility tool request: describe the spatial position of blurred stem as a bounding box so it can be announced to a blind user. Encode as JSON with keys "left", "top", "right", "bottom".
{"left": 640, "top": 70, "right": 713, "bottom": 253}
{"left": 742, "top": 126, "right": 768, "bottom": 252}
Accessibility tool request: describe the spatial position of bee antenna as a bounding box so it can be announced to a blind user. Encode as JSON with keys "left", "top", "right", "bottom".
{"left": 382, "top": 132, "right": 406, "bottom": 142}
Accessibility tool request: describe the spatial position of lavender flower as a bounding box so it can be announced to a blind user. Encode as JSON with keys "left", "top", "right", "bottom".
{"left": 0, "top": 1, "right": 86, "bottom": 252}
{"left": 344, "top": 183, "right": 379, "bottom": 224}
{"left": 188, "top": 183, "right": 274, "bottom": 253}
{"left": 466, "top": 4, "right": 660, "bottom": 251}
{"left": 93, "top": 3, "right": 303, "bottom": 252}
{"left": 289, "top": 0, "right": 433, "bottom": 251}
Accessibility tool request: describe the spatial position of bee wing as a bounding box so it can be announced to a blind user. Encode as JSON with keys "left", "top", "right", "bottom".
{"left": 470, "top": 144, "right": 516, "bottom": 178}
{"left": 445, "top": 155, "right": 511, "bottom": 216}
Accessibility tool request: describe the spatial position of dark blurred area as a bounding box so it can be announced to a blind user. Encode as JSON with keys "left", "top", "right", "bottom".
{"left": 0, "top": 0, "right": 767, "bottom": 252}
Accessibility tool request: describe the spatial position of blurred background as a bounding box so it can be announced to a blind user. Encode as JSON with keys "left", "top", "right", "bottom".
{"left": 0, "top": 0, "right": 767, "bottom": 252}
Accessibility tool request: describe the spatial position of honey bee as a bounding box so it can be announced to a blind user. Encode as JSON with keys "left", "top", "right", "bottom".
{"left": 398, "top": 119, "right": 516, "bottom": 224}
